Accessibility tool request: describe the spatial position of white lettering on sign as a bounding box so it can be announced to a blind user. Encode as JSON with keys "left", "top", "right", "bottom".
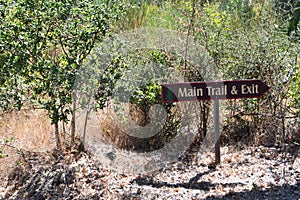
{"left": 206, "top": 85, "right": 227, "bottom": 96}
{"left": 162, "top": 80, "right": 269, "bottom": 102}
{"left": 178, "top": 87, "right": 203, "bottom": 97}
{"left": 241, "top": 84, "right": 259, "bottom": 94}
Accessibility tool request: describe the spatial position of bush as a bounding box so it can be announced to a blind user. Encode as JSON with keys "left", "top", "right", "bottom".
{"left": 192, "top": 1, "right": 299, "bottom": 146}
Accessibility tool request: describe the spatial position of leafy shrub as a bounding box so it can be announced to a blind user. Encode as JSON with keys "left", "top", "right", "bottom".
{"left": 195, "top": 1, "right": 299, "bottom": 146}
{"left": 0, "top": 0, "right": 125, "bottom": 149}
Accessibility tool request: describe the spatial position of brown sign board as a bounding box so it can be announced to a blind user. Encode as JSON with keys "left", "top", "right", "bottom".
{"left": 162, "top": 80, "right": 270, "bottom": 103}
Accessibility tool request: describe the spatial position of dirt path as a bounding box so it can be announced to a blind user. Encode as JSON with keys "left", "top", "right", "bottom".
{"left": 1, "top": 145, "right": 299, "bottom": 200}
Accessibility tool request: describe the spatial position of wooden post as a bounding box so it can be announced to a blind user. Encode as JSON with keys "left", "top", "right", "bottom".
{"left": 214, "top": 100, "right": 221, "bottom": 164}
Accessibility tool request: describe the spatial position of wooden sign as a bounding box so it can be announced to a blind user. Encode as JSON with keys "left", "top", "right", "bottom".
{"left": 161, "top": 79, "right": 270, "bottom": 164}
{"left": 162, "top": 80, "right": 270, "bottom": 102}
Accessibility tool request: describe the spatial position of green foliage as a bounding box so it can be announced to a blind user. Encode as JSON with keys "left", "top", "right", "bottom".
{"left": 218, "top": 0, "right": 256, "bottom": 21}
{"left": 129, "top": 80, "right": 161, "bottom": 106}
{"left": 117, "top": 1, "right": 149, "bottom": 29}
{"left": 0, "top": 149, "right": 7, "bottom": 158}
{"left": 0, "top": 136, "right": 15, "bottom": 158}
{"left": 94, "top": 56, "right": 129, "bottom": 110}
{"left": 141, "top": 1, "right": 183, "bottom": 29}
{"left": 0, "top": 0, "right": 299, "bottom": 150}
{"left": 0, "top": 0, "right": 124, "bottom": 125}
{"left": 274, "top": 0, "right": 300, "bottom": 37}
{"left": 288, "top": 62, "right": 300, "bottom": 115}
{"left": 89, "top": 46, "right": 179, "bottom": 143}
{"left": 123, "top": 49, "right": 175, "bottom": 108}
{"left": 204, "top": 3, "right": 231, "bottom": 29}
{"left": 4, "top": 137, "right": 15, "bottom": 145}
{"left": 17, "top": 160, "right": 23, "bottom": 166}
{"left": 118, "top": 0, "right": 187, "bottom": 30}
{"left": 193, "top": 1, "right": 299, "bottom": 116}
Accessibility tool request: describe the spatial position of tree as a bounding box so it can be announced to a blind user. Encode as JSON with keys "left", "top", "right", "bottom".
{"left": 0, "top": 0, "right": 124, "bottom": 149}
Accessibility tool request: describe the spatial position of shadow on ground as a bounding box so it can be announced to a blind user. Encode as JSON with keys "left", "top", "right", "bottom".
{"left": 131, "top": 169, "right": 219, "bottom": 191}
{"left": 206, "top": 182, "right": 300, "bottom": 200}
{"left": 131, "top": 168, "right": 300, "bottom": 199}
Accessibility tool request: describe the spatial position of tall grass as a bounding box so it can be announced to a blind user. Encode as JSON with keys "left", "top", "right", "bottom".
{"left": 0, "top": 110, "right": 55, "bottom": 152}
{"left": 116, "top": 0, "right": 190, "bottom": 31}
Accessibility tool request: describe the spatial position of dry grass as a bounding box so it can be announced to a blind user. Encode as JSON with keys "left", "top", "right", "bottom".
{"left": 0, "top": 109, "right": 55, "bottom": 152}
{"left": 0, "top": 109, "right": 55, "bottom": 187}
{"left": 96, "top": 106, "right": 144, "bottom": 151}
{"left": 96, "top": 103, "right": 183, "bottom": 152}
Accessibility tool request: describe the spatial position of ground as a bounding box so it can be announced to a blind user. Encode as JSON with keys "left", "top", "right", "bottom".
{"left": 1, "top": 144, "right": 299, "bottom": 200}
{"left": 0, "top": 110, "right": 299, "bottom": 199}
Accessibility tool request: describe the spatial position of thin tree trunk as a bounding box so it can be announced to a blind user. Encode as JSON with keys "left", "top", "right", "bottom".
{"left": 54, "top": 121, "right": 61, "bottom": 150}
{"left": 82, "top": 98, "right": 91, "bottom": 146}
{"left": 71, "top": 91, "right": 76, "bottom": 143}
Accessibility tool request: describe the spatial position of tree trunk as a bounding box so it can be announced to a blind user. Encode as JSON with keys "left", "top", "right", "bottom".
{"left": 71, "top": 91, "right": 76, "bottom": 143}
{"left": 82, "top": 98, "right": 91, "bottom": 146}
{"left": 54, "top": 121, "right": 61, "bottom": 150}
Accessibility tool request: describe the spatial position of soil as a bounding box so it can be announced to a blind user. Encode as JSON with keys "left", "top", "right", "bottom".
{"left": 1, "top": 144, "right": 299, "bottom": 200}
